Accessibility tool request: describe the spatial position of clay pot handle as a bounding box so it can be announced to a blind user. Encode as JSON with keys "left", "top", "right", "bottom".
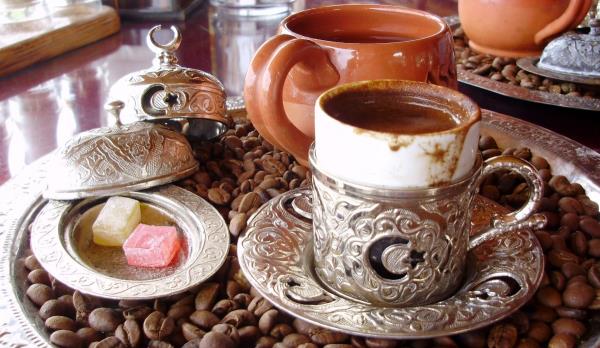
{"left": 244, "top": 34, "right": 339, "bottom": 166}
{"left": 534, "top": 0, "right": 592, "bottom": 45}
{"left": 468, "top": 155, "right": 546, "bottom": 250}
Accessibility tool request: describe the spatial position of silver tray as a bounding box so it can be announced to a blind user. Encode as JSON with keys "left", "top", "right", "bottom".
{"left": 445, "top": 16, "right": 600, "bottom": 112}
{"left": 1, "top": 109, "right": 600, "bottom": 346}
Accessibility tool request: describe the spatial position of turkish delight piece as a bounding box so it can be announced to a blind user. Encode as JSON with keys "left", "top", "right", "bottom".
{"left": 92, "top": 196, "right": 141, "bottom": 247}
{"left": 123, "top": 224, "right": 181, "bottom": 268}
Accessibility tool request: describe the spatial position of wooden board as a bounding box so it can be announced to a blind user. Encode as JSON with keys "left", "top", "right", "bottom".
{"left": 0, "top": 5, "right": 120, "bottom": 77}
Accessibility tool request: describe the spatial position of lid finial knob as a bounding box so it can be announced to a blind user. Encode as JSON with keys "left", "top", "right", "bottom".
{"left": 105, "top": 100, "right": 125, "bottom": 126}
{"left": 147, "top": 25, "right": 182, "bottom": 68}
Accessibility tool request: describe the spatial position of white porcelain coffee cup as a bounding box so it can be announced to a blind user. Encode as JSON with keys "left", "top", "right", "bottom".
{"left": 314, "top": 80, "right": 481, "bottom": 188}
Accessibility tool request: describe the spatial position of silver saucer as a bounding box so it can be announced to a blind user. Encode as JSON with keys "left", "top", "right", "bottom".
{"left": 517, "top": 57, "right": 600, "bottom": 86}
{"left": 238, "top": 188, "right": 544, "bottom": 339}
{"left": 31, "top": 185, "right": 229, "bottom": 300}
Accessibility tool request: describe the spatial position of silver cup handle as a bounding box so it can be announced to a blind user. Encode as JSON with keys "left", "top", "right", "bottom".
{"left": 468, "top": 155, "right": 547, "bottom": 250}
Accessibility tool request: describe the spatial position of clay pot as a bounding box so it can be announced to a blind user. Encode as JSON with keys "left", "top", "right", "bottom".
{"left": 243, "top": 4, "right": 456, "bottom": 166}
{"left": 458, "top": 0, "right": 592, "bottom": 57}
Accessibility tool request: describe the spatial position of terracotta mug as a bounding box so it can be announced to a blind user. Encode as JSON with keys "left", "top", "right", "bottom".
{"left": 243, "top": 4, "right": 456, "bottom": 166}
{"left": 459, "top": 0, "right": 592, "bottom": 57}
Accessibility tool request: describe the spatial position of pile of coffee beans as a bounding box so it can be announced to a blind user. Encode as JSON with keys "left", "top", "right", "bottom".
{"left": 21, "top": 116, "right": 600, "bottom": 347}
{"left": 453, "top": 27, "right": 599, "bottom": 100}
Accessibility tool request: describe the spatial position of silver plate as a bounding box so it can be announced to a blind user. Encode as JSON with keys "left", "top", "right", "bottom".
{"left": 238, "top": 188, "right": 544, "bottom": 339}
{"left": 517, "top": 57, "right": 600, "bottom": 86}
{"left": 0, "top": 108, "right": 599, "bottom": 346}
{"left": 31, "top": 185, "right": 229, "bottom": 300}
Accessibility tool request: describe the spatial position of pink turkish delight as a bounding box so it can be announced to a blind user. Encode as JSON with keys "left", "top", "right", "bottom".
{"left": 123, "top": 224, "right": 181, "bottom": 268}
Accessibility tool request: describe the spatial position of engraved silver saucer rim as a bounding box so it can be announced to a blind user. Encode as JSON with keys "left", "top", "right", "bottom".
{"left": 517, "top": 57, "right": 600, "bottom": 86}
{"left": 238, "top": 188, "right": 545, "bottom": 339}
{"left": 31, "top": 184, "right": 230, "bottom": 300}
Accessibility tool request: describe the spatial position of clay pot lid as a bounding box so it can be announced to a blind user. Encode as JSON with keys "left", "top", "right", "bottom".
{"left": 538, "top": 19, "right": 600, "bottom": 79}
{"left": 44, "top": 101, "right": 199, "bottom": 200}
{"left": 107, "top": 25, "right": 231, "bottom": 141}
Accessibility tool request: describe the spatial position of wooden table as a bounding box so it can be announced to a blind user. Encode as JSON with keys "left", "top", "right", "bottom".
{"left": 0, "top": 0, "right": 598, "bottom": 185}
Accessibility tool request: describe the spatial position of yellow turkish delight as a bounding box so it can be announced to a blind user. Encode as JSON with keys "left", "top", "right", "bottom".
{"left": 92, "top": 196, "right": 141, "bottom": 247}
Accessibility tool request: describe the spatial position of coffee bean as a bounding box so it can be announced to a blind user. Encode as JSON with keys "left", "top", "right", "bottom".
{"left": 255, "top": 335, "right": 277, "bottom": 348}
{"left": 199, "top": 331, "right": 235, "bottom": 348}
{"left": 516, "top": 338, "right": 541, "bottom": 348}
{"left": 569, "top": 231, "right": 588, "bottom": 256}
{"left": 181, "top": 338, "right": 202, "bottom": 348}
{"left": 536, "top": 286, "right": 562, "bottom": 308}
{"left": 50, "top": 330, "right": 83, "bottom": 348}
{"left": 148, "top": 341, "right": 174, "bottom": 348}
{"left": 530, "top": 305, "right": 557, "bottom": 323}
{"left": 563, "top": 282, "right": 595, "bottom": 308}
{"left": 248, "top": 296, "right": 273, "bottom": 317}
{"left": 548, "top": 249, "right": 579, "bottom": 268}
{"left": 588, "top": 264, "right": 600, "bottom": 288}
{"left": 558, "top": 197, "right": 583, "bottom": 214}
{"left": 182, "top": 322, "right": 206, "bottom": 341}
{"left": 560, "top": 213, "right": 579, "bottom": 232}
{"left": 195, "top": 282, "right": 220, "bottom": 311}
{"left": 481, "top": 185, "right": 500, "bottom": 201}
{"left": 228, "top": 212, "right": 247, "bottom": 238}
{"left": 45, "top": 316, "right": 77, "bottom": 331}
{"left": 269, "top": 323, "right": 294, "bottom": 340}
{"left": 551, "top": 318, "right": 586, "bottom": 338}
{"left": 122, "top": 306, "right": 153, "bottom": 321}
{"left": 207, "top": 187, "right": 231, "bottom": 205}
{"left": 73, "top": 328, "right": 100, "bottom": 346}
{"left": 530, "top": 156, "right": 549, "bottom": 170}
{"left": 258, "top": 308, "right": 278, "bottom": 334}
{"left": 211, "top": 323, "right": 240, "bottom": 345}
{"left": 28, "top": 268, "right": 51, "bottom": 285}
{"left": 238, "top": 192, "right": 260, "bottom": 213}
{"left": 212, "top": 299, "right": 238, "bottom": 317}
{"left": 51, "top": 278, "right": 74, "bottom": 297}
{"left": 190, "top": 310, "right": 220, "bottom": 330}
{"left": 550, "top": 271, "right": 566, "bottom": 291}
{"left": 24, "top": 255, "right": 42, "bottom": 271}
{"left": 580, "top": 218, "right": 600, "bottom": 238}
{"left": 282, "top": 333, "right": 311, "bottom": 347}
{"left": 561, "top": 262, "right": 586, "bottom": 279}
{"left": 232, "top": 293, "right": 253, "bottom": 308}
{"left": 115, "top": 319, "right": 141, "bottom": 347}
{"left": 27, "top": 283, "right": 54, "bottom": 306}
{"left": 487, "top": 323, "right": 517, "bottom": 348}
{"left": 299, "top": 344, "right": 321, "bottom": 348}
{"left": 579, "top": 197, "right": 599, "bottom": 217}
{"left": 222, "top": 309, "right": 256, "bottom": 328}
{"left": 167, "top": 303, "right": 194, "bottom": 320}
{"left": 364, "top": 338, "right": 397, "bottom": 348}
{"left": 555, "top": 306, "right": 587, "bottom": 320}
{"left": 589, "top": 239, "right": 600, "bottom": 257}
{"left": 73, "top": 291, "right": 102, "bottom": 315}
{"left": 528, "top": 321, "right": 552, "bottom": 343}
{"left": 310, "top": 328, "right": 349, "bottom": 345}
{"left": 89, "top": 308, "right": 122, "bottom": 333}
{"left": 547, "top": 333, "right": 576, "bottom": 348}
{"left": 93, "top": 336, "right": 127, "bottom": 348}
{"left": 40, "top": 299, "right": 74, "bottom": 320}
{"left": 479, "top": 135, "right": 498, "bottom": 150}
{"left": 143, "top": 311, "right": 175, "bottom": 341}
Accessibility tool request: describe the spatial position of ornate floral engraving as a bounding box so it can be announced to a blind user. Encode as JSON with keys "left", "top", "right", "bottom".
{"left": 46, "top": 123, "right": 198, "bottom": 198}
{"left": 238, "top": 188, "right": 544, "bottom": 339}
{"left": 311, "top": 172, "right": 476, "bottom": 307}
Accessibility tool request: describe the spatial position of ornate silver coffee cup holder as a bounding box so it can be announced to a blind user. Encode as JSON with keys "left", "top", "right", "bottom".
{"left": 517, "top": 18, "right": 600, "bottom": 86}
{"left": 238, "top": 188, "right": 545, "bottom": 339}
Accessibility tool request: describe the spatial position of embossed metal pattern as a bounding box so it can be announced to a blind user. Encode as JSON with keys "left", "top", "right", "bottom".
{"left": 31, "top": 185, "right": 229, "bottom": 300}
{"left": 238, "top": 188, "right": 544, "bottom": 339}
{"left": 309, "top": 146, "right": 544, "bottom": 307}
{"left": 45, "top": 122, "right": 199, "bottom": 200}
{"left": 517, "top": 57, "right": 600, "bottom": 86}
{"left": 108, "top": 25, "right": 231, "bottom": 135}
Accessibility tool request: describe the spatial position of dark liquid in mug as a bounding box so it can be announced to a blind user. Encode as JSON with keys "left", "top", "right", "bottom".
{"left": 316, "top": 32, "right": 413, "bottom": 43}
{"left": 323, "top": 90, "right": 459, "bottom": 135}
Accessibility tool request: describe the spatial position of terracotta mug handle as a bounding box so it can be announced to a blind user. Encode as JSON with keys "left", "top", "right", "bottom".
{"left": 244, "top": 34, "right": 339, "bottom": 165}
{"left": 534, "top": 0, "right": 592, "bottom": 45}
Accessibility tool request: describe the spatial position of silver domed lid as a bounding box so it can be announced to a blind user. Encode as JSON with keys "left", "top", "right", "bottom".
{"left": 108, "top": 25, "right": 230, "bottom": 140}
{"left": 44, "top": 101, "right": 199, "bottom": 200}
{"left": 538, "top": 19, "right": 600, "bottom": 78}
